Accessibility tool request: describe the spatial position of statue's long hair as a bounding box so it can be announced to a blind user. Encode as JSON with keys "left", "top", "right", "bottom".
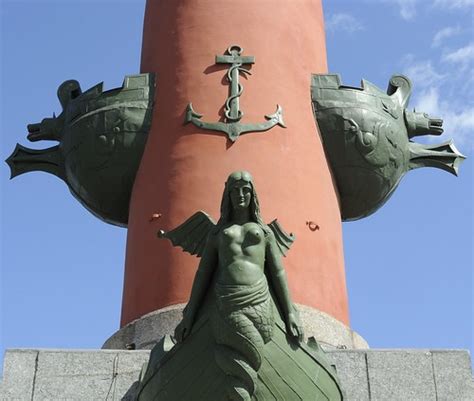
{"left": 213, "top": 171, "right": 269, "bottom": 235}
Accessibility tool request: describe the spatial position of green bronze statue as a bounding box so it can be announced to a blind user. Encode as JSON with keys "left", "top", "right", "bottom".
{"left": 173, "top": 171, "right": 302, "bottom": 343}
{"left": 7, "top": 71, "right": 464, "bottom": 228}
{"left": 136, "top": 171, "right": 343, "bottom": 401}
{"left": 311, "top": 73, "right": 465, "bottom": 221}
{"left": 174, "top": 171, "right": 302, "bottom": 400}
{"left": 6, "top": 73, "right": 155, "bottom": 227}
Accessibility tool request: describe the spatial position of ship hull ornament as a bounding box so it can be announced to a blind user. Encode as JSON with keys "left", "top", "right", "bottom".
{"left": 5, "top": 74, "right": 155, "bottom": 227}
{"left": 185, "top": 45, "right": 286, "bottom": 142}
{"left": 311, "top": 74, "right": 466, "bottom": 221}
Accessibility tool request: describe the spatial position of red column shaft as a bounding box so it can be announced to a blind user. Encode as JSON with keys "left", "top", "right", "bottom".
{"left": 121, "top": 0, "right": 349, "bottom": 326}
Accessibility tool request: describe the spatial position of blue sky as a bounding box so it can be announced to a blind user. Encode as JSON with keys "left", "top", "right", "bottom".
{"left": 1, "top": 0, "right": 473, "bottom": 374}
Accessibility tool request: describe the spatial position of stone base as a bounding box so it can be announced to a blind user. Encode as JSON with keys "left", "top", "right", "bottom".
{"left": 102, "top": 303, "right": 369, "bottom": 350}
{"left": 1, "top": 348, "right": 473, "bottom": 400}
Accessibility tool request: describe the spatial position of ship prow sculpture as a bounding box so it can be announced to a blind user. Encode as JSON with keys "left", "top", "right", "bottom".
{"left": 136, "top": 295, "right": 342, "bottom": 400}
{"left": 6, "top": 73, "right": 155, "bottom": 226}
{"left": 311, "top": 73, "right": 465, "bottom": 220}
{"left": 136, "top": 171, "right": 343, "bottom": 401}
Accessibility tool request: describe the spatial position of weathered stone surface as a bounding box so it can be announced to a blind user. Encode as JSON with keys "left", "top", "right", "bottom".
{"left": 0, "top": 349, "right": 148, "bottom": 401}
{"left": 103, "top": 304, "right": 186, "bottom": 350}
{"left": 34, "top": 350, "right": 116, "bottom": 400}
{"left": 0, "top": 349, "right": 37, "bottom": 401}
{"left": 433, "top": 350, "right": 474, "bottom": 401}
{"left": 298, "top": 304, "right": 369, "bottom": 350}
{"left": 103, "top": 303, "right": 370, "bottom": 351}
{"left": 351, "top": 331, "right": 369, "bottom": 350}
{"left": 326, "top": 350, "right": 370, "bottom": 401}
{"left": 133, "top": 305, "right": 185, "bottom": 349}
{"left": 366, "top": 350, "right": 437, "bottom": 401}
{"left": 114, "top": 351, "right": 150, "bottom": 400}
{"left": 1, "top": 348, "right": 473, "bottom": 400}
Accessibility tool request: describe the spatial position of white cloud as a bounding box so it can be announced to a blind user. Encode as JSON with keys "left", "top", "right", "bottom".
{"left": 414, "top": 88, "right": 440, "bottom": 114}
{"left": 432, "top": 26, "right": 461, "bottom": 48}
{"left": 413, "top": 88, "right": 474, "bottom": 147}
{"left": 365, "top": 0, "right": 420, "bottom": 21}
{"left": 402, "top": 56, "right": 445, "bottom": 87}
{"left": 325, "top": 13, "right": 364, "bottom": 33}
{"left": 383, "top": 0, "right": 419, "bottom": 20}
{"left": 442, "top": 43, "right": 474, "bottom": 69}
{"left": 434, "top": 0, "right": 474, "bottom": 9}
{"left": 381, "top": 0, "right": 473, "bottom": 21}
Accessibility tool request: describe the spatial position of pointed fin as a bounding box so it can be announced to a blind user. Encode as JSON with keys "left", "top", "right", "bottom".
{"left": 409, "top": 141, "right": 466, "bottom": 176}
{"left": 268, "top": 219, "right": 295, "bottom": 257}
{"left": 158, "top": 211, "right": 216, "bottom": 257}
{"left": 5, "top": 143, "right": 64, "bottom": 180}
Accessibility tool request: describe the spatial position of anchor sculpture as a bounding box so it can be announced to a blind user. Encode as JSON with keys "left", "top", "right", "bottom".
{"left": 185, "top": 45, "right": 286, "bottom": 142}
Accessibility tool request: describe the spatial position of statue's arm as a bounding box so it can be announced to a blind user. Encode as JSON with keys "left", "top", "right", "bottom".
{"left": 177, "top": 235, "right": 218, "bottom": 339}
{"left": 266, "top": 232, "right": 303, "bottom": 341}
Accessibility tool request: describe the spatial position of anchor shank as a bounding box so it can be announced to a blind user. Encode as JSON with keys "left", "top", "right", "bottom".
{"left": 229, "top": 65, "right": 240, "bottom": 121}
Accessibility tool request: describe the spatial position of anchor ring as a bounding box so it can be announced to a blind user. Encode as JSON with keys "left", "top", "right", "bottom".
{"left": 227, "top": 44, "right": 243, "bottom": 56}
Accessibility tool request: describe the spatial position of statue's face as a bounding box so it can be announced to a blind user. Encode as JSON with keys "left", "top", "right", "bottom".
{"left": 229, "top": 181, "right": 252, "bottom": 210}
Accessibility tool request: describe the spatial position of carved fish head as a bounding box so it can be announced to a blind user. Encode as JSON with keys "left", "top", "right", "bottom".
{"left": 26, "top": 80, "right": 82, "bottom": 142}
{"left": 405, "top": 110, "right": 443, "bottom": 138}
{"left": 27, "top": 115, "right": 64, "bottom": 142}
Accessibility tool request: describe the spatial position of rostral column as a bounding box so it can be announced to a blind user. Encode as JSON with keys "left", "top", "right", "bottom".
{"left": 121, "top": 0, "right": 350, "bottom": 335}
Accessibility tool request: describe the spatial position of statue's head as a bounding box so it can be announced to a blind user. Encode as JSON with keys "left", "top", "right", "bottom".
{"left": 227, "top": 171, "right": 253, "bottom": 211}
{"left": 217, "top": 171, "right": 266, "bottom": 228}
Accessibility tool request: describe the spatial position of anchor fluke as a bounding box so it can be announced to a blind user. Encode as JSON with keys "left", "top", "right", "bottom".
{"left": 409, "top": 141, "right": 466, "bottom": 176}
{"left": 185, "top": 103, "right": 202, "bottom": 122}
{"left": 265, "top": 104, "right": 286, "bottom": 128}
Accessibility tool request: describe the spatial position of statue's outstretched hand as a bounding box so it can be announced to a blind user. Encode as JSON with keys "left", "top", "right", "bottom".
{"left": 174, "top": 314, "right": 193, "bottom": 343}
{"left": 286, "top": 312, "right": 304, "bottom": 342}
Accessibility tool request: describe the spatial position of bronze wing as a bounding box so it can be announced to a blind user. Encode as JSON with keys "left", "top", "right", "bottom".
{"left": 267, "top": 219, "right": 295, "bottom": 257}
{"left": 158, "top": 211, "right": 216, "bottom": 257}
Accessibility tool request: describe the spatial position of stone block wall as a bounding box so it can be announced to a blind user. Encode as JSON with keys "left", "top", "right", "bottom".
{"left": 1, "top": 349, "right": 472, "bottom": 400}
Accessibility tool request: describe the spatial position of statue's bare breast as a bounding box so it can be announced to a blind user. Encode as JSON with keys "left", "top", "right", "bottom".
{"left": 216, "top": 222, "right": 266, "bottom": 285}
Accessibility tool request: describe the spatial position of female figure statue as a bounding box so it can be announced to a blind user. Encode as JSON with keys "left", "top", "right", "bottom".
{"left": 163, "top": 171, "right": 303, "bottom": 401}
{"left": 138, "top": 170, "right": 343, "bottom": 401}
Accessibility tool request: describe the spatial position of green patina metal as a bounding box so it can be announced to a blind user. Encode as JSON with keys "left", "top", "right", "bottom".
{"left": 186, "top": 45, "right": 286, "bottom": 142}
{"left": 216, "top": 45, "right": 255, "bottom": 122}
{"left": 8, "top": 70, "right": 463, "bottom": 229}
{"left": 6, "top": 73, "right": 155, "bottom": 227}
{"left": 311, "top": 74, "right": 465, "bottom": 221}
{"left": 137, "top": 171, "right": 343, "bottom": 401}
